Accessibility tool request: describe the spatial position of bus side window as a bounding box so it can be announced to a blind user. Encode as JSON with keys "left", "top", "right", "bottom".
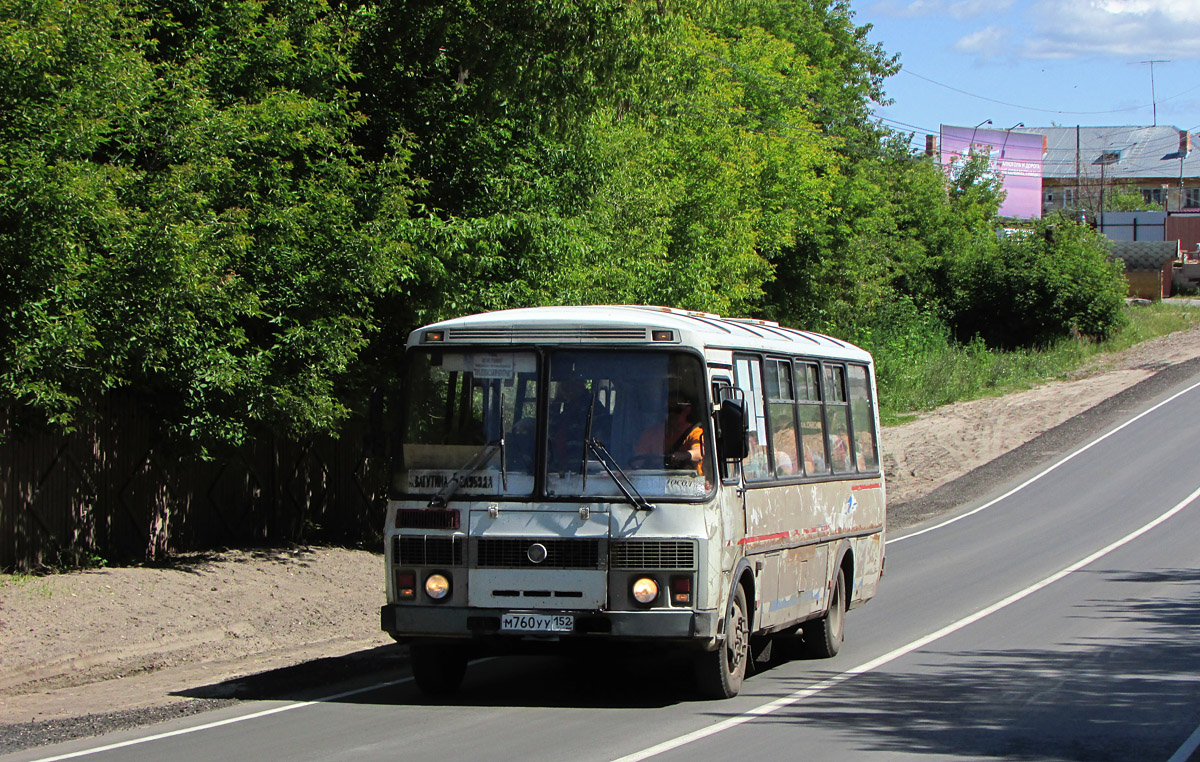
{"left": 712, "top": 377, "right": 737, "bottom": 482}
{"left": 797, "top": 361, "right": 828, "bottom": 476}
{"left": 765, "top": 359, "right": 799, "bottom": 477}
{"left": 824, "top": 364, "right": 853, "bottom": 474}
{"left": 847, "top": 364, "right": 879, "bottom": 472}
{"left": 733, "top": 355, "right": 771, "bottom": 482}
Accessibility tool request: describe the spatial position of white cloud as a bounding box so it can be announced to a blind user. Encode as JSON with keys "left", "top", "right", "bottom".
{"left": 1024, "top": 0, "right": 1200, "bottom": 59}
{"left": 954, "top": 25, "right": 1016, "bottom": 59}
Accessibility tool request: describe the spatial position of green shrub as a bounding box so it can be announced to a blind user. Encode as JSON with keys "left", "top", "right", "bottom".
{"left": 942, "top": 218, "right": 1126, "bottom": 348}
{"left": 872, "top": 302, "right": 1200, "bottom": 423}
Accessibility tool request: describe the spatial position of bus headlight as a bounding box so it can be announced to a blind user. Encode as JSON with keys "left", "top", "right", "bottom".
{"left": 632, "top": 577, "right": 659, "bottom": 604}
{"left": 425, "top": 573, "right": 451, "bottom": 601}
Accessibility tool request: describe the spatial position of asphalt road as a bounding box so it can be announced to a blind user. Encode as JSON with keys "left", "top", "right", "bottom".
{"left": 7, "top": 372, "right": 1200, "bottom": 762}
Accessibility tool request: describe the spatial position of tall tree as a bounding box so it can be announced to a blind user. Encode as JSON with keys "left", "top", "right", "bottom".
{"left": 0, "top": 0, "right": 420, "bottom": 448}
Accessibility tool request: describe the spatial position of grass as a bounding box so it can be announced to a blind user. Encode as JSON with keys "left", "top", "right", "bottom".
{"left": 877, "top": 302, "right": 1200, "bottom": 426}
{"left": 1, "top": 571, "right": 54, "bottom": 598}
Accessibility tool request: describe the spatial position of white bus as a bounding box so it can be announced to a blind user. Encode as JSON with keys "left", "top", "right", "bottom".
{"left": 381, "top": 305, "right": 885, "bottom": 698}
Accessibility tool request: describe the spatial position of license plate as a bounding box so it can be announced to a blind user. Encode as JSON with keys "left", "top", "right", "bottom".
{"left": 500, "top": 612, "right": 574, "bottom": 633}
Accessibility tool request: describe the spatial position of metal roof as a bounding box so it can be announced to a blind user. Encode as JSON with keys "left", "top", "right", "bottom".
{"left": 1013, "top": 125, "right": 1199, "bottom": 181}
{"left": 408, "top": 306, "right": 872, "bottom": 362}
{"left": 1107, "top": 240, "right": 1180, "bottom": 269}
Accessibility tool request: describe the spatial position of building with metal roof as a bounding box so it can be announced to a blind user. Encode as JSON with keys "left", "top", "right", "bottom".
{"left": 1012, "top": 125, "right": 1199, "bottom": 216}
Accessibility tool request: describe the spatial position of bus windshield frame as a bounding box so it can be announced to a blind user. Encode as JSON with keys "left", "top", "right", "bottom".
{"left": 393, "top": 347, "right": 714, "bottom": 502}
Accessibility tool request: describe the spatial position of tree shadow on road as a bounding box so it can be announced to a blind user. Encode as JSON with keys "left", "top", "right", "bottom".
{"left": 714, "top": 566, "right": 1200, "bottom": 762}
{"left": 171, "top": 566, "right": 1200, "bottom": 756}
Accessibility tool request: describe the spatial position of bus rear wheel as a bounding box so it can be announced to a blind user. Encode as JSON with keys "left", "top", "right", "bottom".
{"left": 803, "top": 566, "right": 846, "bottom": 658}
{"left": 411, "top": 640, "right": 468, "bottom": 697}
{"left": 695, "top": 584, "right": 749, "bottom": 698}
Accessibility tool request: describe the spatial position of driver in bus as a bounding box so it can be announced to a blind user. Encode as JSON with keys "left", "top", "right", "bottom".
{"left": 635, "top": 392, "right": 705, "bottom": 475}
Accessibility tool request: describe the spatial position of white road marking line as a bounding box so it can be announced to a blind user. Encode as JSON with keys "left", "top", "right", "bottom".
{"left": 889, "top": 378, "right": 1200, "bottom": 545}
{"left": 1168, "top": 720, "right": 1200, "bottom": 762}
{"left": 24, "top": 677, "right": 415, "bottom": 762}
{"left": 607, "top": 483, "right": 1200, "bottom": 762}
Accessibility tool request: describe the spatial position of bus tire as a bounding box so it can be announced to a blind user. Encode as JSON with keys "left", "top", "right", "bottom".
{"left": 695, "top": 584, "right": 749, "bottom": 698}
{"left": 411, "top": 641, "right": 468, "bottom": 697}
{"left": 803, "top": 566, "right": 846, "bottom": 658}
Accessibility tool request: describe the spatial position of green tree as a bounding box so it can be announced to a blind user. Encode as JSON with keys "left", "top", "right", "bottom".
{"left": 562, "top": 8, "right": 841, "bottom": 313}
{"left": 0, "top": 0, "right": 420, "bottom": 448}
{"left": 1105, "top": 184, "right": 1154, "bottom": 212}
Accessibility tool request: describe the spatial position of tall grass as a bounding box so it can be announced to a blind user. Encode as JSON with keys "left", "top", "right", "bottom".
{"left": 873, "top": 303, "right": 1200, "bottom": 426}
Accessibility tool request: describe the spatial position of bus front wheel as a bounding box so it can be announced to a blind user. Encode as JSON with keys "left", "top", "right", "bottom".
{"left": 695, "top": 584, "right": 749, "bottom": 699}
{"left": 411, "top": 640, "right": 468, "bottom": 697}
{"left": 803, "top": 566, "right": 846, "bottom": 658}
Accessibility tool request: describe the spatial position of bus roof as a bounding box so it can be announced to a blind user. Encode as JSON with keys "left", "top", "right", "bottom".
{"left": 409, "top": 306, "right": 873, "bottom": 363}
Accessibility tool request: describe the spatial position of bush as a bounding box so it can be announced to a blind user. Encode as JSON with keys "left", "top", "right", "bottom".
{"left": 942, "top": 218, "right": 1127, "bottom": 348}
{"left": 838, "top": 295, "right": 952, "bottom": 419}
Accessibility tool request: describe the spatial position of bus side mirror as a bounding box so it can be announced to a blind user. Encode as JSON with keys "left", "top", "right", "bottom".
{"left": 716, "top": 399, "right": 749, "bottom": 460}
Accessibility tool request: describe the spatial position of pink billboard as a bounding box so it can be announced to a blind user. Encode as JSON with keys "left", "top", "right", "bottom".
{"left": 940, "top": 125, "right": 1044, "bottom": 219}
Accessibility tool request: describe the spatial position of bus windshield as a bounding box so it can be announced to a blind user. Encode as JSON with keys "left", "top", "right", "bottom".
{"left": 395, "top": 348, "right": 712, "bottom": 501}
{"left": 546, "top": 350, "right": 711, "bottom": 500}
{"left": 398, "top": 350, "right": 539, "bottom": 498}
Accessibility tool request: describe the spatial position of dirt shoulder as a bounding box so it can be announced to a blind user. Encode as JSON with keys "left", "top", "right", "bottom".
{"left": 5, "top": 319, "right": 1200, "bottom": 741}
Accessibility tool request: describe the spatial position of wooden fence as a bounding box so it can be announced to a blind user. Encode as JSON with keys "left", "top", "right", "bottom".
{"left": 0, "top": 396, "right": 390, "bottom": 571}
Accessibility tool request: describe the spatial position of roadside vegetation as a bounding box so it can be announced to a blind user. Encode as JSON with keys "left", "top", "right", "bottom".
{"left": 0, "top": 0, "right": 1147, "bottom": 453}
{"left": 875, "top": 303, "right": 1200, "bottom": 425}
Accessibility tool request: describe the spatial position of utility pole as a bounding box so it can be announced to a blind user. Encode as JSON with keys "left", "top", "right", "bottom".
{"left": 1080, "top": 124, "right": 1089, "bottom": 210}
{"left": 1138, "top": 60, "right": 1170, "bottom": 126}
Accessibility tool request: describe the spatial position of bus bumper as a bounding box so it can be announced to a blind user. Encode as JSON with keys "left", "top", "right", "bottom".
{"left": 381, "top": 605, "right": 718, "bottom": 641}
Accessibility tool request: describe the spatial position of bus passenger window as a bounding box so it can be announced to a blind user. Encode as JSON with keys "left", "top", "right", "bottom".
{"left": 827, "top": 406, "right": 852, "bottom": 473}
{"left": 734, "top": 356, "right": 771, "bottom": 482}
{"left": 766, "top": 359, "right": 799, "bottom": 477}
{"left": 799, "top": 405, "right": 828, "bottom": 475}
{"left": 848, "top": 365, "right": 879, "bottom": 471}
{"left": 797, "top": 362, "right": 828, "bottom": 476}
{"left": 824, "top": 365, "right": 853, "bottom": 474}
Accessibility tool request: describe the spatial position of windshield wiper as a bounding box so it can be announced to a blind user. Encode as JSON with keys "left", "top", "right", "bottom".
{"left": 428, "top": 439, "right": 503, "bottom": 508}
{"left": 581, "top": 390, "right": 598, "bottom": 490}
{"left": 584, "top": 438, "right": 655, "bottom": 512}
{"left": 576, "top": 388, "right": 652, "bottom": 511}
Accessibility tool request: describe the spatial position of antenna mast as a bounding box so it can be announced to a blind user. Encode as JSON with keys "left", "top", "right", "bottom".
{"left": 1138, "top": 60, "right": 1170, "bottom": 126}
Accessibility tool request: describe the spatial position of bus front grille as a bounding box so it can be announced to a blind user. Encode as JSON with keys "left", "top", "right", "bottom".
{"left": 475, "top": 538, "right": 602, "bottom": 569}
{"left": 610, "top": 540, "right": 697, "bottom": 570}
{"left": 393, "top": 535, "right": 464, "bottom": 567}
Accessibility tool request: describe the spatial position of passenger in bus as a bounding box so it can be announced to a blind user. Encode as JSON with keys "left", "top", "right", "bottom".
{"left": 635, "top": 393, "right": 704, "bottom": 475}
{"left": 804, "top": 441, "right": 827, "bottom": 474}
{"left": 830, "top": 433, "right": 852, "bottom": 472}
{"left": 744, "top": 433, "right": 769, "bottom": 479}
{"left": 774, "top": 430, "right": 799, "bottom": 477}
{"left": 856, "top": 429, "right": 877, "bottom": 470}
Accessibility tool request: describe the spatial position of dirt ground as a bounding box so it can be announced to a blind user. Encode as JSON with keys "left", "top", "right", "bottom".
{"left": 5, "top": 318, "right": 1200, "bottom": 733}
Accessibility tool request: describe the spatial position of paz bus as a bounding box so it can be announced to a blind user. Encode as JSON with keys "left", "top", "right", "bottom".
{"left": 380, "top": 305, "right": 885, "bottom": 698}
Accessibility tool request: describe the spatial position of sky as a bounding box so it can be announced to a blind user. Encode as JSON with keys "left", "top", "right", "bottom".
{"left": 853, "top": 0, "right": 1200, "bottom": 151}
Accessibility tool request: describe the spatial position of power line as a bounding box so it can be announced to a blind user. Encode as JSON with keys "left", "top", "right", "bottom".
{"left": 900, "top": 69, "right": 1200, "bottom": 116}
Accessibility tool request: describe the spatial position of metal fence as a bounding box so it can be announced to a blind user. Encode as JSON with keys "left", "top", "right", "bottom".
{"left": 0, "top": 396, "right": 389, "bottom": 571}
